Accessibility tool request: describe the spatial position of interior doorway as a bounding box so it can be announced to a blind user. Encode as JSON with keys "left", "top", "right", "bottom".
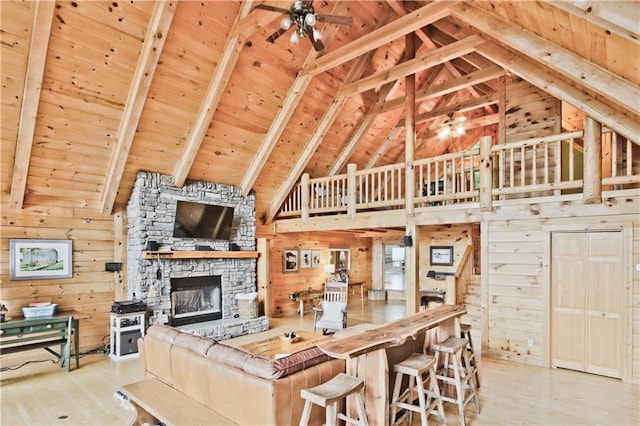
{"left": 383, "top": 244, "right": 405, "bottom": 292}
{"left": 551, "top": 231, "right": 624, "bottom": 379}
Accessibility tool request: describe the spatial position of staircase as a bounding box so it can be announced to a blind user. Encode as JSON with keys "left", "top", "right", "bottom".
{"left": 460, "top": 274, "right": 481, "bottom": 353}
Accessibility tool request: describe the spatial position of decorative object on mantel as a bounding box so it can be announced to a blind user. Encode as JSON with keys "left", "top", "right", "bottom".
{"left": 438, "top": 112, "right": 466, "bottom": 139}
{"left": 254, "top": 0, "right": 352, "bottom": 51}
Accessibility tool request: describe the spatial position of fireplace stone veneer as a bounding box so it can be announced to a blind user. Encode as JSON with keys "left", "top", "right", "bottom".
{"left": 126, "top": 171, "right": 268, "bottom": 339}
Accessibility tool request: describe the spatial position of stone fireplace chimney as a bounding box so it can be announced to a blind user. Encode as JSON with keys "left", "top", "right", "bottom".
{"left": 126, "top": 171, "right": 268, "bottom": 339}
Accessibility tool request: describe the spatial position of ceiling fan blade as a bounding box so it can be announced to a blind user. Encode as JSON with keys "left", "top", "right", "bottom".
{"left": 316, "top": 14, "right": 353, "bottom": 26}
{"left": 266, "top": 27, "right": 288, "bottom": 43}
{"left": 301, "top": 0, "right": 314, "bottom": 7}
{"left": 305, "top": 27, "right": 324, "bottom": 51}
{"left": 253, "top": 4, "right": 291, "bottom": 14}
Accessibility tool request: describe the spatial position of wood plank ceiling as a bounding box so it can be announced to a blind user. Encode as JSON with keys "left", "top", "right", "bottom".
{"left": 2, "top": 1, "right": 638, "bottom": 231}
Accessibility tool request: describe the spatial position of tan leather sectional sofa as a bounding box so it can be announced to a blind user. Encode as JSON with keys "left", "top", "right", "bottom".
{"left": 137, "top": 324, "right": 345, "bottom": 425}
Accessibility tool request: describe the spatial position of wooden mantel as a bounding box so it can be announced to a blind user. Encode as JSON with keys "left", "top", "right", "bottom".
{"left": 141, "top": 251, "right": 259, "bottom": 259}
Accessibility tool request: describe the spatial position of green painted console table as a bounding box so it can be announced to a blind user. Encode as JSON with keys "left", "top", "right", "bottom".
{"left": 0, "top": 312, "right": 82, "bottom": 372}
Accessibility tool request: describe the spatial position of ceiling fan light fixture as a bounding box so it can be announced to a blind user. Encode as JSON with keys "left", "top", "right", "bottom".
{"left": 304, "top": 12, "right": 317, "bottom": 26}
{"left": 312, "top": 28, "right": 322, "bottom": 41}
{"left": 290, "top": 31, "right": 299, "bottom": 44}
{"left": 439, "top": 113, "right": 466, "bottom": 139}
{"left": 281, "top": 16, "right": 292, "bottom": 30}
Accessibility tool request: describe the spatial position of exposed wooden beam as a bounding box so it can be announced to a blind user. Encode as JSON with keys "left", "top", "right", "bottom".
{"left": 376, "top": 64, "right": 504, "bottom": 114}
{"left": 366, "top": 127, "right": 403, "bottom": 169}
{"left": 100, "top": 0, "right": 177, "bottom": 215}
{"left": 452, "top": 2, "right": 640, "bottom": 116}
{"left": 241, "top": 2, "right": 349, "bottom": 197}
{"left": 366, "top": 65, "right": 448, "bottom": 169}
{"left": 266, "top": 44, "right": 382, "bottom": 220}
{"left": 236, "top": 3, "right": 283, "bottom": 37}
{"left": 174, "top": 1, "right": 254, "bottom": 188}
{"left": 267, "top": 97, "right": 347, "bottom": 219}
{"left": 386, "top": 0, "right": 491, "bottom": 110}
{"left": 301, "top": 1, "right": 458, "bottom": 76}
{"left": 9, "top": 1, "right": 55, "bottom": 210}
{"left": 544, "top": 0, "right": 640, "bottom": 45}
{"left": 474, "top": 41, "right": 640, "bottom": 142}
{"left": 328, "top": 23, "right": 417, "bottom": 176}
{"left": 411, "top": 94, "right": 498, "bottom": 126}
{"left": 338, "top": 35, "right": 482, "bottom": 97}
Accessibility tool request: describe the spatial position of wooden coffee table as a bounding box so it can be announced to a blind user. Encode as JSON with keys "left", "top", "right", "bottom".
{"left": 240, "top": 330, "right": 329, "bottom": 360}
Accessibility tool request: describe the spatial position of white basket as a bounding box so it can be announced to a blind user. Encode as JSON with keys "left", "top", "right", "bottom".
{"left": 22, "top": 304, "right": 58, "bottom": 318}
{"left": 238, "top": 299, "right": 258, "bottom": 319}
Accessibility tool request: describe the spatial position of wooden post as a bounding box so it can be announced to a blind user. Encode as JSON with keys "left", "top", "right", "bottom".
{"left": 347, "top": 163, "right": 357, "bottom": 219}
{"left": 404, "top": 221, "right": 420, "bottom": 315}
{"left": 583, "top": 116, "right": 602, "bottom": 204}
{"left": 257, "top": 238, "right": 270, "bottom": 317}
{"left": 405, "top": 32, "right": 416, "bottom": 216}
{"left": 479, "top": 135, "right": 493, "bottom": 211}
{"left": 301, "top": 173, "right": 310, "bottom": 222}
{"left": 113, "top": 207, "right": 125, "bottom": 301}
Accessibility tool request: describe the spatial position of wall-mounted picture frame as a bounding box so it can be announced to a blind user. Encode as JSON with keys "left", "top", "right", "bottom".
{"left": 283, "top": 248, "right": 299, "bottom": 273}
{"left": 300, "top": 249, "right": 311, "bottom": 268}
{"left": 311, "top": 250, "right": 321, "bottom": 268}
{"left": 430, "top": 245, "right": 453, "bottom": 266}
{"left": 9, "top": 239, "right": 73, "bottom": 280}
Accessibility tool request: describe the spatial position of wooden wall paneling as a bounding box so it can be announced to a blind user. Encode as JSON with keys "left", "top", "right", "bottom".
{"left": 269, "top": 232, "right": 372, "bottom": 317}
{"left": 0, "top": 199, "right": 116, "bottom": 355}
{"left": 485, "top": 218, "right": 545, "bottom": 365}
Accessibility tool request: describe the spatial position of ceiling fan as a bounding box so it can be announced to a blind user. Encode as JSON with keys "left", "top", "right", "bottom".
{"left": 438, "top": 113, "right": 467, "bottom": 139}
{"left": 254, "top": 1, "right": 353, "bottom": 51}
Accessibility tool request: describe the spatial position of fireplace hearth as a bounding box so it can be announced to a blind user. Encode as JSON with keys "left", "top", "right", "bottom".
{"left": 170, "top": 276, "right": 222, "bottom": 326}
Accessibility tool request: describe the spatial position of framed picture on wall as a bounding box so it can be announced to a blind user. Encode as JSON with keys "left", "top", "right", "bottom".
{"left": 283, "top": 248, "right": 299, "bottom": 273}
{"left": 430, "top": 246, "right": 453, "bottom": 266}
{"left": 311, "top": 250, "right": 321, "bottom": 268}
{"left": 9, "top": 239, "right": 73, "bottom": 280}
{"left": 300, "top": 250, "right": 311, "bottom": 268}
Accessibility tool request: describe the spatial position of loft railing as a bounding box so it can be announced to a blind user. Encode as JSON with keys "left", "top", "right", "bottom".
{"left": 278, "top": 121, "right": 639, "bottom": 219}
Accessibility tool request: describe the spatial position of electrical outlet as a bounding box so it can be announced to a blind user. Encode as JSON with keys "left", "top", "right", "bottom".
{"left": 527, "top": 338, "right": 534, "bottom": 347}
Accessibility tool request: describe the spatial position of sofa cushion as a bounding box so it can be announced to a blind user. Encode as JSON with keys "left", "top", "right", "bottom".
{"left": 273, "top": 347, "right": 331, "bottom": 379}
{"left": 147, "top": 324, "right": 182, "bottom": 343}
{"left": 173, "top": 332, "right": 217, "bottom": 355}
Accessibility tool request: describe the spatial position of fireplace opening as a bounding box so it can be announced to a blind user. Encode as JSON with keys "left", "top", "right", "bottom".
{"left": 170, "top": 276, "right": 222, "bottom": 326}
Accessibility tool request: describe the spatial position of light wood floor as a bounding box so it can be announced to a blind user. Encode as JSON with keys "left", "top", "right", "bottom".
{"left": 1, "top": 300, "right": 638, "bottom": 425}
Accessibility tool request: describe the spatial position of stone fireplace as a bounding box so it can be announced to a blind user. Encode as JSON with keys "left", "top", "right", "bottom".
{"left": 126, "top": 171, "right": 268, "bottom": 339}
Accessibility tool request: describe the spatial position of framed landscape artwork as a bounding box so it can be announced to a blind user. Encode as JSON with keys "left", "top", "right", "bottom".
{"left": 430, "top": 246, "right": 453, "bottom": 266}
{"left": 9, "top": 239, "right": 73, "bottom": 280}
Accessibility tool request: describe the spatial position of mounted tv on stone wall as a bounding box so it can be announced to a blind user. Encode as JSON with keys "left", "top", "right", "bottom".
{"left": 172, "top": 200, "right": 235, "bottom": 241}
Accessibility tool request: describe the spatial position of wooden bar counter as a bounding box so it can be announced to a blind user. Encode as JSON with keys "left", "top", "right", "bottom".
{"left": 318, "top": 304, "right": 466, "bottom": 425}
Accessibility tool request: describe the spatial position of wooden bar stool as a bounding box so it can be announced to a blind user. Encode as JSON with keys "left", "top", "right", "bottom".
{"left": 299, "top": 373, "right": 368, "bottom": 426}
{"left": 433, "top": 336, "right": 480, "bottom": 426}
{"left": 460, "top": 323, "right": 480, "bottom": 388}
{"left": 390, "top": 353, "right": 446, "bottom": 426}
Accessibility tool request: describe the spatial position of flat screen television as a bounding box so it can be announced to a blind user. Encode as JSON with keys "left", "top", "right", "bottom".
{"left": 172, "top": 200, "right": 235, "bottom": 240}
